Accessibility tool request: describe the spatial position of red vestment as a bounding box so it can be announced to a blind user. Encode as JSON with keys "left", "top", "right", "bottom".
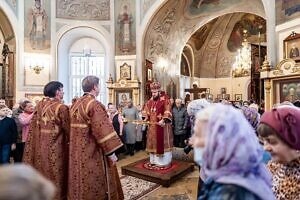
{"left": 142, "top": 94, "right": 173, "bottom": 155}
{"left": 23, "top": 97, "right": 70, "bottom": 200}
{"left": 68, "top": 94, "right": 124, "bottom": 200}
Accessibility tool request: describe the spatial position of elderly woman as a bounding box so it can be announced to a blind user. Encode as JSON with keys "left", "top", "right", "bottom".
{"left": 258, "top": 106, "right": 300, "bottom": 200}
{"left": 0, "top": 164, "right": 55, "bottom": 200}
{"left": 191, "top": 104, "right": 275, "bottom": 200}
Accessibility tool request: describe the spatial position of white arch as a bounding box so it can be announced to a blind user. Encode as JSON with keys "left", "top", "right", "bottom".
{"left": 138, "top": 0, "right": 269, "bottom": 75}
{"left": 56, "top": 25, "right": 113, "bottom": 103}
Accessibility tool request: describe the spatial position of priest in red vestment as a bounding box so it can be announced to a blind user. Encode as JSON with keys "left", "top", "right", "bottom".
{"left": 142, "top": 81, "right": 173, "bottom": 166}
{"left": 23, "top": 81, "right": 70, "bottom": 200}
{"left": 68, "top": 75, "right": 124, "bottom": 200}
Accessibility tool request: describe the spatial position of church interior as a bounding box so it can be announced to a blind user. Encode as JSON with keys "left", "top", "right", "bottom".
{"left": 0, "top": 0, "right": 300, "bottom": 200}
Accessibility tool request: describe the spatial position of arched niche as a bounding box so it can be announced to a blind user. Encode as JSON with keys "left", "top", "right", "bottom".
{"left": 57, "top": 26, "right": 112, "bottom": 104}
{"left": 0, "top": 5, "right": 17, "bottom": 107}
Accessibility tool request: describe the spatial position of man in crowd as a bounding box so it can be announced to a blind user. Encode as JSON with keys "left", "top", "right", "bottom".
{"left": 122, "top": 100, "right": 139, "bottom": 156}
{"left": 172, "top": 98, "right": 188, "bottom": 148}
{"left": 68, "top": 75, "right": 124, "bottom": 200}
{"left": 142, "top": 81, "right": 173, "bottom": 167}
{"left": 23, "top": 81, "right": 70, "bottom": 200}
{"left": 0, "top": 104, "right": 17, "bottom": 164}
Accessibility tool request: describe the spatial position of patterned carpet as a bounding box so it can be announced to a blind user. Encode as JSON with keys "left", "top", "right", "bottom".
{"left": 121, "top": 175, "right": 160, "bottom": 200}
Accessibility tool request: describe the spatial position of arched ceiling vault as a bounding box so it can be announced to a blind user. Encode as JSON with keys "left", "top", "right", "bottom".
{"left": 143, "top": 0, "right": 265, "bottom": 79}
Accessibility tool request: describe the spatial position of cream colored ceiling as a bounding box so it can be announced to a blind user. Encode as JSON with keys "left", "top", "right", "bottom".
{"left": 143, "top": 0, "right": 265, "bottom": 78}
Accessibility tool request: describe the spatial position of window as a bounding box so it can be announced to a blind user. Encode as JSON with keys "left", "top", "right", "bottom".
{"left": 69, "top": 54, "right": 105, "bottom": 102}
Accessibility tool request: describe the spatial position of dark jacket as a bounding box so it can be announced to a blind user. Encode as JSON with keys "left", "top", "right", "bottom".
{"left": 198, "top": 179, "right": 261, "bottom": 200}
{"left": 12, "top": 108, "right": 23, "bottom": 143}
{"left": 0, "top": 117, "right": 18, "bottom": 145}
{"left": 172, "top": 106, "right": 188, "bottom": 135}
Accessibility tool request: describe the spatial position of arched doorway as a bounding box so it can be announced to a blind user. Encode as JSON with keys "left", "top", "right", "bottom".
{"left": 57, "top": 26, "right": 113, "bottom": 104}
{"left": 0, "top": 8, "right": 16, "bottom": 108}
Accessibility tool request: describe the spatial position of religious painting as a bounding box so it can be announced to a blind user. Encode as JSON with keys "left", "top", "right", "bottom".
{"left": 280, "top": 79, "right": 300, "bottom": 102}
{"left": 221, "top": 87, "right": 226, "bottom": 94}
{"left": 284, "top": 32, "right": 300, "bottom": 61}
{"left": 25, "top": 93, "right": 44, "bottom": 106}
{"left": 235, "top": 94, "right": 242, "bottom": 101}
{"left": 188, "top": 0, "right": 239, "bottom": 16}
{"left": 24, "top": 0, "right": 51, "bottom": 53}
{"left": 190, "top": 18, "right": 218, "bottom": 50}
{"left": 120, "top": 63, "right": 131, "bottom": 80}
{"left": 276, "top": 0, "right": 300, "bottom": 25}
{"left": 223, "top": 94, "right": 230, "bottom": 100}
{"left": 56, "top": 0, "right": 110, "bottom": 20}
{"left": 180, "top": 54, "right": 190, "bottom": 76}
{"left": 115, "top": 0, "right": 136, "bottom": 55}
{"left": 116, "top": 90, "right": 132, "bottom": 108}
{"left": 228, "top": 14, "right": 266, "bottom": 52}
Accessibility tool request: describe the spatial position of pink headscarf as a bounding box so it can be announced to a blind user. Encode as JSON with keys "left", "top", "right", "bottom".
{"left": 260, "top": 107, "right": 300, "bottom": 150}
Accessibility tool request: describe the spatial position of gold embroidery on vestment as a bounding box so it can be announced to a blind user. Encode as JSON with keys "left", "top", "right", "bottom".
{"left": 98, "top": 131, "right": 117, "bottom": 144}
{"left": 71, "top": 123, "right": 89, "bottom": 128}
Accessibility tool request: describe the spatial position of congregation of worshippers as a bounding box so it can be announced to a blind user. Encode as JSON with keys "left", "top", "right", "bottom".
{"left": 0, "top": 77, "right": 299, "bottom": 200}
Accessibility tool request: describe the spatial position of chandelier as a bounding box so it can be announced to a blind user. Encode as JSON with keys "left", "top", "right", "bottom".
{"left": 232, "top": 30, "right": 251, "bottom": 77}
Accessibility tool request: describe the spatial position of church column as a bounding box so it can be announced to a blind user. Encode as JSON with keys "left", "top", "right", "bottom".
{"left": 264, "top": 78, "right": 271, "bottom": 112}
{"left": 263, "top": 0, "right": 277, "bottom": 67}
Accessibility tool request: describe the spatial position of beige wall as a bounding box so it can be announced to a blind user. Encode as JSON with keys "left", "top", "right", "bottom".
{"left": 194, "top": 77, "right": 250, "bottom": 101}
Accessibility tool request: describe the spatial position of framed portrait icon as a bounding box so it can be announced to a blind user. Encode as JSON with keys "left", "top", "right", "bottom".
{"left": 284, "top": 32, "right": 300, "bottom": 62}
{"left": 235, "top": 94, "right": 242, "bottom": 101}
{"left": 120, "top": 63, "right": 131, "bottom": 80}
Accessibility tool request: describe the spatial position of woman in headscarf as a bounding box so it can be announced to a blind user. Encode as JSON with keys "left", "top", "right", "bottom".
{"left": 191, "top": 104, "right": 274, "bottom": 200}
{"left": 258, "top": 106, "right": 300, "bottom": 200}
{"left": 241, "top": 106, "right": 271, "bottom": 164}
{"left": 186, "top": 99, "right": 210, "bottom": 197}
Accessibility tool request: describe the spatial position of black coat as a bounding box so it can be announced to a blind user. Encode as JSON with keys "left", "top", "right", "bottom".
{"left": 0, "top": 117, "right": 18, "bottom": 145}
{"left": 172, "top": 106, "right": 188, "bottom": 135}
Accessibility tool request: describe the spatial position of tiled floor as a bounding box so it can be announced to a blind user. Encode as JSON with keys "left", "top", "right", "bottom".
{"left": 117, "top": 151, "right": 199, "bottom": 200}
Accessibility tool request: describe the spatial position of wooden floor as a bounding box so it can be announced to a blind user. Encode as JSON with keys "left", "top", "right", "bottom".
{"left": 117, "top": 151, "right": 199, "bottom": 200}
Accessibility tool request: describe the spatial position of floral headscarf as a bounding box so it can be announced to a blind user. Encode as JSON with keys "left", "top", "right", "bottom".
{"left": 201, "top": 104, "right": 275, "bottom": 200}
{"left": 241, "top": 106, "right": 260, "bottom": 131}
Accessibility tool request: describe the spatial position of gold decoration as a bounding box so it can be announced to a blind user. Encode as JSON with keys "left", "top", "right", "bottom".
{"left": 261, "top": 56, "right": 271, "bottom": 71}
{"left": 30, "top": 65, "right": 44, "bottom": 74}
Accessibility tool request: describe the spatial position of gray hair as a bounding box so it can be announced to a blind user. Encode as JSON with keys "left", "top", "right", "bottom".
{"left": 82, "top": 75, "right": 99, "bottom": 92}
{"left": 0, "top": 164, "right": 55, "bottom": 200}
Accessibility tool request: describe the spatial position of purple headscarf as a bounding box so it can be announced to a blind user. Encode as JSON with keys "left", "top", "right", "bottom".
{"left": 201, "top": 104, "right": 274, "bottom": 200}
{"left": 241, "top": 106, "right": 260, "bottom": 130}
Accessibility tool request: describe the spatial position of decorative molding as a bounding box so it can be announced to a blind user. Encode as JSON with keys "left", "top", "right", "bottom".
{"left": 56, "top": 0, "right": 110, "bottom": 20}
